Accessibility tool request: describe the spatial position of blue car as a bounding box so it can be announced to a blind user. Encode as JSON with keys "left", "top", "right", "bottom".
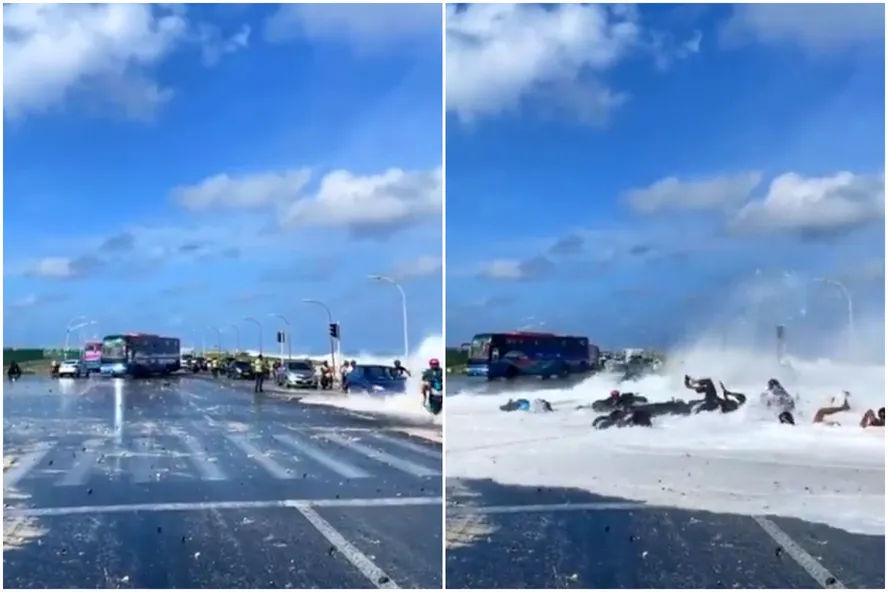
{"left": 344, "top": 365, "right": 407, "bottom": 394}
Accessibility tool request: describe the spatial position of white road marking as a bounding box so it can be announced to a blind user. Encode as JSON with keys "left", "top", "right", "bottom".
{"left": 130, "top": 437, "right": 157, "bottom": 483}
{"left": 4, "top": 443, "right": 55, "bottom": 490}
{"left": 273, "top": 433, "right": 370, "bottom": 479}
{"left": 324, "top": 433, "right": 440, "bottom": 478}
{"left": 447, "top": 502, "right": 646, "bottom": 516}
{"left": 753, "top": 516, "right": 846, "bottom": 589}
{"left": 369, "top": 433, "right": 442, "bottom": 460}
{"left": 174, "top": 432, "right": 226, "bottom": 481}
{"left": 224, "top": 434, "right": 293, "bottom": 480}
{"left": 5, "top": 495, "right": 442, "bottom": 518}
{"left": 57, "top": 439, "right": 105, "bottom": 487}
{"left": 296, "top": 505, "right": 399, "bottom": 589}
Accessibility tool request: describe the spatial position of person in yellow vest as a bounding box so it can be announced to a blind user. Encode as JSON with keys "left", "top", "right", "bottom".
{"left": 253, "top": 355, "right": 266, "bottom": 393}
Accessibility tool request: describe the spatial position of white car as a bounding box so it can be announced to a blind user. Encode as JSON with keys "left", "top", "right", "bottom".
{"left": 58, "top": 359, "right": 87, "bottom": 378}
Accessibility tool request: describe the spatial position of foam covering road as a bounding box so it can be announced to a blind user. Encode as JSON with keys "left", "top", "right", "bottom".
{"left": 3, "top": 375, "right": 442, "bottom": 589}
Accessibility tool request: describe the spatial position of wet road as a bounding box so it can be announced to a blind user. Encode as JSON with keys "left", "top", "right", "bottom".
{"left": 3, "top": 376, "right": 442, "bottom": 589}
{"left": 446, "top": 478, "right": 884, "bottom": 589}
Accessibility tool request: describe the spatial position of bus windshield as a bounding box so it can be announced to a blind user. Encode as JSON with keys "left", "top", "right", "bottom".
{"left": 102, "top": 337, "right": 127, "bottom": 361}
{"left": 468, "top": 335, "right": 491, "bottom": 362}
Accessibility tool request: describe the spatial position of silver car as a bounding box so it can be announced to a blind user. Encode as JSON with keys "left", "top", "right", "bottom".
{"left": 276, "top": 360, "right": 318, "bottom": 389}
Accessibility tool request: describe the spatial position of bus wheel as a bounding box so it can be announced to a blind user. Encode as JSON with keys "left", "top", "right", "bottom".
{"left": 504, "top": 365, "right": 519, "bottom": 380}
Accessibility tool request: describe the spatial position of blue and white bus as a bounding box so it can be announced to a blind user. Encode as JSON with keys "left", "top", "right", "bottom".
{"left": 465, "top": 331, "right": 599, "bottom": 380}
{"left": 100, "top": 333, "right": 181, "bottom": 377}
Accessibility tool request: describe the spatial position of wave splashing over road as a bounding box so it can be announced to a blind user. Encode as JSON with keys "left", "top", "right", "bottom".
{"left": 448, "top": 316, "right": 885, "bottom": 535}
{"left": 298, "top": 335, "right": 443, "bottom": 426}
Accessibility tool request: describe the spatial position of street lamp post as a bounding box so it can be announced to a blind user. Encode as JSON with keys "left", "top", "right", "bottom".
{"left": 269, "top": 313, "right": 292, "bottom": 361}
{"left": 813, "top": 277, "right": 855, "bottom": 344}
{"left": 207, "top": 325, "right": 223, "bottom": 354}
{"left": 369, "top": 275, "right": 409, "bottom": 359}
{"left": 303, "top": 299, "right": 336, "bottom": 370}
{"left": 229, "top": 324, "right": 241, "bottom": 355}
{"left": 243, "top": 317, "right": 263, "bottom": 356}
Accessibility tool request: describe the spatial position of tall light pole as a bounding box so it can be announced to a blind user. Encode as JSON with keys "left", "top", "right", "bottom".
{"left": 303, "top": 298, "right": 336, "bottom": 370}
{"left": 229, "top": 324, "right": 241, "bottom": 355}
{"left": 369, "top": 275, "right": 409, "bottom": 359}
{"left": 269, "top": 313, "right": 291, "bottom": 361}
{"left": 64, "top": 320, "right": 94, "bottom": 358}
{"left": 243, "top": 316, "right": 263, "bottom": 356}
{"left": 813, "top": 277, "right": 855, "bottom": 344}
{"left": 207, "top": 325, "right": 223, "bottom": 354}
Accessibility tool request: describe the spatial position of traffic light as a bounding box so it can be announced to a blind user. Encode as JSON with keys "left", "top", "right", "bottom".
{"left": 329, "top": 323, "right": 340, "bottom": 339}
{"left": 276, "top": 331, "right": 286, "bottom": 344}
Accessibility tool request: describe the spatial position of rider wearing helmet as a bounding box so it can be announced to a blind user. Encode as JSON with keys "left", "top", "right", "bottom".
{"left": 421, "top": 358, "right": 443, "bottom": 408}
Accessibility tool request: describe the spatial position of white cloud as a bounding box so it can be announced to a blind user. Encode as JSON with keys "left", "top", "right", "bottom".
{"left": 3, "top": 4, "right": 250, "bottom": 120}
{"left": 3, "top": 4, "right": 185, "bottom": 119}
{"left": 475, "top": 256, "right": 555, "bottom": 281}
{"left": 27, "top": 256, "right": 101, "bottom": 279}
{"left": 623, "top": 172, "right": 763, "bottom": 213}
{"left": 447, "top": 4, "right": 640, "bottom": 124}
{"left": 197, "top": 23, "right": 251, "bottom": 66}
{"left": 731, "top": 172, "right": 885, "bottom": 236}
{"left": 7, "top": 293, "right": 67, "bottom": 309}
{"left": 720, "top": 4, "right": 884, "bottom": 53}
{"left": 389, "top": 255, "right": 442, "bottom": 279}
{"left": 171, "top": 169, "right": 312, "bottom": 210}
{"left": 265, "top": 3, "right": 440, "bottom": 48}
{"left": 282, "top": 167, "right": 442, "bottom": 237}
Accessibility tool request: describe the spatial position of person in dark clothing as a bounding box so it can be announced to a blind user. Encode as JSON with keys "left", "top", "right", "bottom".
{"left": 582, "top": 390, "right": 649, "bottom": 412}
{"left": 684, "top": 375, "right": 723, "bottom": 413}
{"left": 393, "top": 360, "right": 411, "bottom": 378}
{"left": 7, "top": 361, "right": 22, "bottom": 380}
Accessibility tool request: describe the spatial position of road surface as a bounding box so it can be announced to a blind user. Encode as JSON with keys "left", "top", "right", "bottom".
{"left": 446, "top": 478, "right": 884, "bottom": 589}
{"left": 3, "top": 375, "right": 442, "bottom": 589}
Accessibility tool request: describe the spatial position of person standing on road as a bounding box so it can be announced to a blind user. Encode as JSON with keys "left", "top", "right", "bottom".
{"left": 253, "top": 355, "right": 266, "bottom": 393}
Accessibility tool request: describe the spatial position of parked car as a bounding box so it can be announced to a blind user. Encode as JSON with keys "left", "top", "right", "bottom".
{"left": 343, "top": 364, "right": 407, "bottom": 394}
{"left": 227, "top": 360, "right": 254, "bottom": 380}
{"left": 58, "top": 358, "right": 87, "bottom": 378}
{"left": 276, "top": 359, "right": 318, "bottom": 389}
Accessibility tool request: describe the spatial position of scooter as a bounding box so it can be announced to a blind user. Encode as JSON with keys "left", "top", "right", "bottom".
{"left": 424, "top": 381, "right": 443, "bottom": 416}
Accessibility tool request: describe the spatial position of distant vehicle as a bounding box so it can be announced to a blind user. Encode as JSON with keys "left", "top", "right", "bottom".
{"left": 277, "top": 360, "right": 318, "bottom": 389}
{"left": 343, "top": 364, "right": 407, "bottom": 394}
{"left": 465, "top": 332, "right": 599, "bottom": 380}
{"left": 227, "top": 360, "right": 254, "bottom": 380}
{"left": 181, "top": 353, "right": 194, "bottom": 369}
{"left": 99, "top": 333, "right": 181, "bottom": 378}
{"left": 82, "top": 340, "right": 102, "bottom": 373}
{"left": 58, "top": 358, "right": 87, "bottom": 378}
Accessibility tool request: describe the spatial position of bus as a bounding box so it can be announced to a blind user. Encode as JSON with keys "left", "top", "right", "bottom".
{"left": 465, "top": 332, "right": 599, "bottom": 380}
{"left": 99, "top": 333, "right": 181, "bottom": 377}
{"left": 82, "top": 340, "right": 103, "bottom": 373}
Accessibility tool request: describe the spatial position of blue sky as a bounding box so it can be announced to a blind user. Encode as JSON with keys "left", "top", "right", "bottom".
{"left": 4, "top": 3, "right": 443, "bottom": 354}
{"left": 446, "top": 3, "right": 885, "bottom": 353}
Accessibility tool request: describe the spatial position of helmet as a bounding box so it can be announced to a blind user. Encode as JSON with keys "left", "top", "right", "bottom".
{"left": 767, "top": 378, "right": 780, "bottom": 389}
{"left": 394, "top": 360, "right": 401, "bottom": 367}
{"left": 610, "top": 390, "right": 620, "bottom": 398}
{"left": 429, "top": 358, "right": 440, "bottom": 368}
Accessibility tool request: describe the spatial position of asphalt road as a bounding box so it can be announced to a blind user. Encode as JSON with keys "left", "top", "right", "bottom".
{"left": 446, "top": 478, "right": 884, "bottom": 589}
{"left": 3, "top": 375, "right": 442, "bottom": 589}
